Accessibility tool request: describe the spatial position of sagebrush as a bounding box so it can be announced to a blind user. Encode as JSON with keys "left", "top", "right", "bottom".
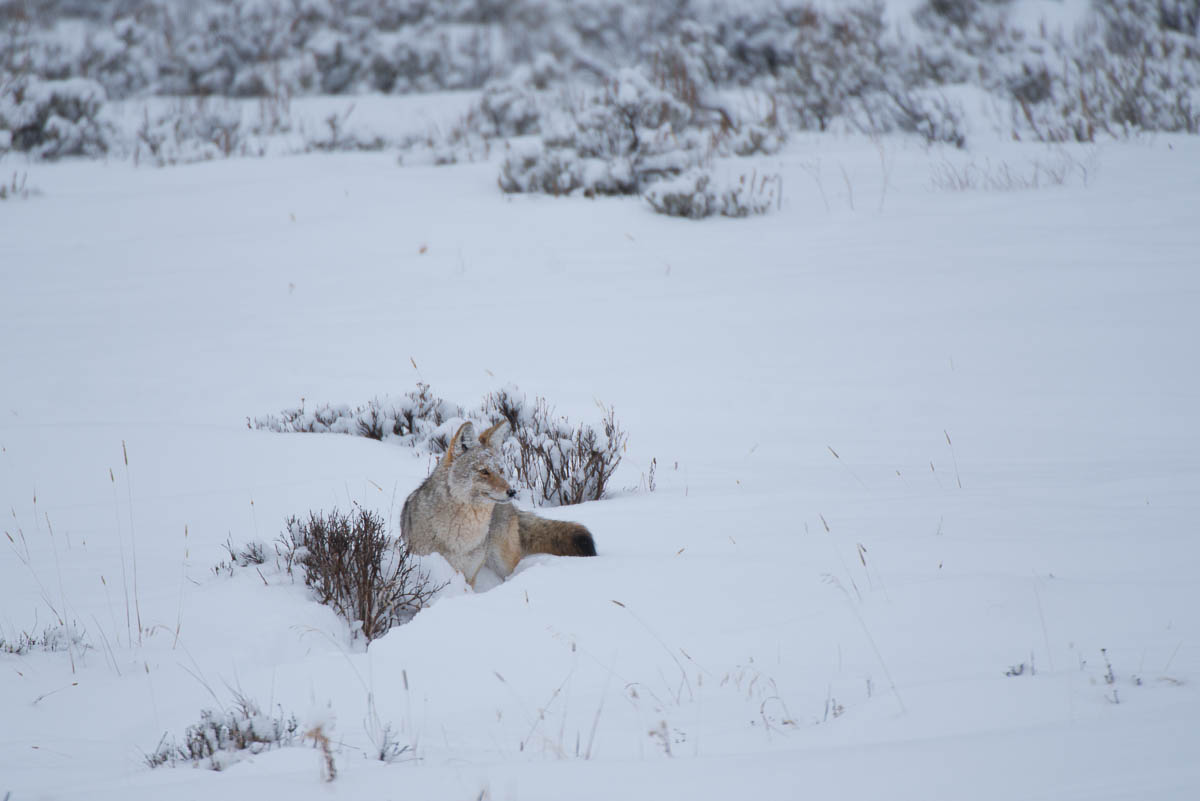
{"left": 145, "top": 693, "right": 299, "bottom": 770}
{"left": 484, "top": 387, "right": 627, "bottom": 506}
{"left": 4, "top": 0, "right": 1198, "bottom": 166}
{"left": 0, "top": 622, "right": 88, "bottom": 656}
{"left": 282, "top": 508, "right": 442, "bottom": 642}
{"left": 255, "top": 383, "right": 627, "bottom": 507}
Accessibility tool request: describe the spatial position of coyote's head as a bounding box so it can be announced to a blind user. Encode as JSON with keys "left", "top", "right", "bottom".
{"left": 441, "top": 420, "right": 516, "bottom": 504}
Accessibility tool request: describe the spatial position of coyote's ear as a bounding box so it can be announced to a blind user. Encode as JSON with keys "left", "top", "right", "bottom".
{"left": 443, "top": 421, "right": 476, "bottom": 465}
{"left": 477, "top": 420, "right": 512, "bottom": 449}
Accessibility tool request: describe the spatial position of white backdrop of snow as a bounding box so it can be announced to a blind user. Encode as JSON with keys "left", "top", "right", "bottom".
{"left": 2, "top": 86, "right": 1200, "bottom": 801}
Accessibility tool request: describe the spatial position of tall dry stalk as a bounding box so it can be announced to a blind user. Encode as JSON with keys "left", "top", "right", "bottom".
{"left": 122, "top": 441, "right": 142, "bottom": 645}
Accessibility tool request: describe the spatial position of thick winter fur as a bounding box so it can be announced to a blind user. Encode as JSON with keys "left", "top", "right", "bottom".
{"left": 401, "top": 420, "right": 596, "bottom": 588}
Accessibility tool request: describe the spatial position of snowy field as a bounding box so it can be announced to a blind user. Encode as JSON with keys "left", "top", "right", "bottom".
{"left": 4, "top": 98, "right": 1200, "bottom": 799}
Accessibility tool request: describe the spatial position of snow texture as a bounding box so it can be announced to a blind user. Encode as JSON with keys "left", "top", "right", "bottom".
{"left": 2, "top": 2, "right": 1200, "bottom": 800}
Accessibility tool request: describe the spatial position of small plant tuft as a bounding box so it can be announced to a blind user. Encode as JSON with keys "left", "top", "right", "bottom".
{"left": 1, "top": 622, "right": 89, "bottom": 656}
{"left": 0, "top": 172, "right": 36, "bottom": 200}
{"left": 930, "top": 152, "right": 1092, "bottom": 192}
{"left": 644, "top": 169, "right": 781, "bottom": 219}
{"left": 145, "top": 693, "right": 299, "bottom": 770}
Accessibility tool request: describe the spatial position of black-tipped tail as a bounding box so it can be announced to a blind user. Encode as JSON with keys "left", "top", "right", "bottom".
{"left": 518, "top": 512, "right": 597, "bottom": 558}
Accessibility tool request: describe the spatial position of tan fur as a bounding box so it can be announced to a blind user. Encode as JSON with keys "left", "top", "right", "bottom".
{"left": 401, "top": 420, "right": 596, "bottom": 588}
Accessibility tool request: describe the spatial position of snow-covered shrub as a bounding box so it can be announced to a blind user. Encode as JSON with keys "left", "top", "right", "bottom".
{"left": 558, "top": 0, "right": 695, "bottom": 67}
{"left": 254, "top": 383, "right": 464, "bottom": 449}
{"left": 145, "top": 694, "right": 299, "bottom": 770}
{"left": 703, "top": 2, "right": 811, "bottom": 84}
{"left": 499, "top": 68, "right": 703, "bottom": 197}
{"left": 364, "top": 19, "right": 507, "bottom": 95}
{"left": 483, "top": 387, "right": 626, "bottom": 507}
{"left": 725, "top": 120, "right": 786, "bottom": 157}
{"left": 133, "top": 99, "right": 253, "bottom": 166}
{"left": 284, "top": 508, "right": 443, "bottom": 642}
{"left": 496, "top": 140, "right": 586, "bottom": 195}
{"left": 476, "top": 69, "right": 547, "bottom": 136}
{"left": 909, "top": 0, "right": 1030, "bottom": 87}
{"left": 859, "top": 85, "right": 968, "bottom": 147}
{"left": 0, "top": 76, "right": 109, "bottom": 159}
{"left": 400, "top": 71, "right": 550, "bottom": 165}
{"left": 1081, "top": 0, "right": 1199, "bottom": 133}
{"left": 153, "top": 0, "right": 315, "bottom": 97}
{"left": 644, "top": 168, "right": 781, "bottom": 219}
{"left": 0, "top": 622, "right": 88, "bottom": 655}
{"left": 0, "top": 20, "right": 76, "bottom": 83}
{"left": 647, "top": 21, "right": 725, "bottom": 113}
{"left": 645, "top": 22, "right": 792, "bottom": 156}
{"left": 256, "top": 384, "right": 628, "bottom": 506}
{"left": 1009, "top": 2, "right": 1200, "bottom": 141}
{"left": 774, "top": 2, "right": 902, "bottom": 132}
{"left": 77, "top": 15, "right": 167, "bottom": 99}
{"left": 370, "top": 25, "right": 440, "bottom": 93}
{"left": 307, "top": 27, "right": 369, "bottom": 95}
{"left": 305, "top": 104, "right": 389, "bottom": 152}
{"left": 0, "top": 0, "right": 1195, "bottom": 150}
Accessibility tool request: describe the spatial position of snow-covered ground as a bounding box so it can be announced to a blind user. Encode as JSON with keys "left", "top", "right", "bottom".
{"left": 3, "top": 110, "right": 1200, "bottom": 799}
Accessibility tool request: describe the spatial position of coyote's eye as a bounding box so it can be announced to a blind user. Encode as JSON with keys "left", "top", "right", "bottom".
{"left": 479, "top": 469, "right": 490, "bottom": 477}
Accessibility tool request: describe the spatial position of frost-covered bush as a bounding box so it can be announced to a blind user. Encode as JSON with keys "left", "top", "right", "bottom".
{"left": 0, "top": 20, "right": 76, "bottom": 83}
{"left": 725, "top": 120, "right": 786, "bottom": 156}
{"left": 0, "top": 76, "right": 110, "bottom": 159}
{"left": 145, "top": 695, "right": 300, "bottom": 770}
{"left": 0, "top": 622, "right": 88, "bottom": 655}
{"left": 644, "top": 168, "right": 780, "bottom": 219}
{"left": 77, "top": 15, "right": 167, "bottom": 98}
{"left": 858, "top": 85, "right": 969, "bottom": 147}
{"left": 304, "top": 104, "right": 390, "bottom": 152}
{"left": 483, "top": 387, "right": 626, "bottom": 507}
{"left": 1008, "top": 3, "right": 1200, "bottom": 141}
{"left": 774, "top": 2, "right": 900, "bottom": 132}
{"left": 392, "top": 68, "right": 553, "bottom": 165}
{"left": 908, "top": 0, "right": 1200, "bottom": 140}
{"left": 496, "top": 140, "right": 584, "bottom": 195}
{"left": 6, "top": 0, "right": 1196, "bottom": 165}
{"left": 133, "top": 99, "right": 253, "bottom": 166}
{"left": 475, "top": 67, "right": 552, "bottom": 137}
{"left": 705, "top": 2, "right": 816, "bottom": 84}
{"left": 255, "top": 383, "right": 627, "bottom": 506}
{"left": 254, "top": 383, "right": 465, "bottom": 450}
{"left": 557, "top": 0, "right": 696, "bottom": 68}
{"left": 1078, "top": 0, "right": 1199, "bottom": 133}
{"left": 698, "top": 1, "right": 964, "bottom": 144}
{"left": 152, "top": 0, "right": 317, "bottom": 97}
{"left": 909, "top": 0, "right": 1068, "bottom": 94}
{"left": 499, "top": 68, "right": 704, "bottom": 197}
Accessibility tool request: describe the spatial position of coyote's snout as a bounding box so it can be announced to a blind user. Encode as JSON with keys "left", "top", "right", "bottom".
{"left": 401, "top": 420, "right": 596, "bottom": 588}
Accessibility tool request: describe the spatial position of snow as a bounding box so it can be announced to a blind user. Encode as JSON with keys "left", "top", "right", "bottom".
{"left": 3, "top": 83, "right": 1200, "bottom": 801}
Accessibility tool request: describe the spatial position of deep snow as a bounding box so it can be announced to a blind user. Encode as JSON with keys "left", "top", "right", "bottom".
{"left": 3, "top": 114, "right": 1200, "bottom": 799}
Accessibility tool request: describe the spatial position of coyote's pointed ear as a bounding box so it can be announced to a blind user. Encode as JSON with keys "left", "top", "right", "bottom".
{"left": 477, "top": 420, "right": 512, "bottom": 449}
{"left": 442, "top": 421, "right": 476, "bottom": 465}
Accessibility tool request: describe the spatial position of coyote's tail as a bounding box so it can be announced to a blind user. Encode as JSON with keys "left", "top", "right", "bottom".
{"left": 517, "top": 510, "right": 597, "bottom": 558}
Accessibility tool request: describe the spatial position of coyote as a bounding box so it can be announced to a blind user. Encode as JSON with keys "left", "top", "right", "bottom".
{"left": 401, "top": 420, "right": 596, "bottom": 588}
